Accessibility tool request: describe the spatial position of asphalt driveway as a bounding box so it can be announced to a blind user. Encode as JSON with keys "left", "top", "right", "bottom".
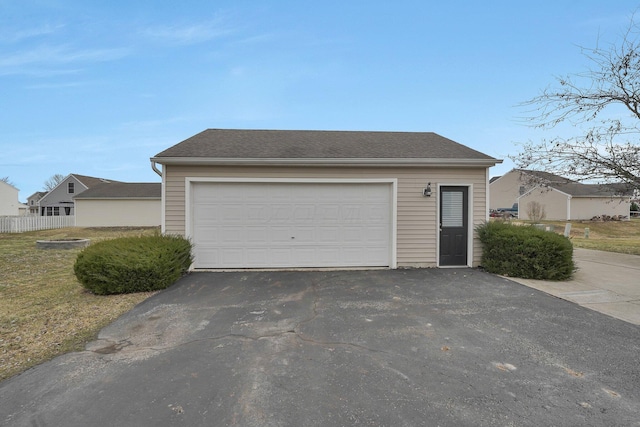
{"left": 2, "top": 269, "right": 639, "bottom": 426}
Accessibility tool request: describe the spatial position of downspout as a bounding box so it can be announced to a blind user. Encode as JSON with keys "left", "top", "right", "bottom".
{"left": 151, "top": 161, "right": 162, "bottom": 177}
{"left": 567, "top": 195, "right": 572, "bottom": 220}
{"left": 150, "top": 160, "right": 165, "bottom": 233}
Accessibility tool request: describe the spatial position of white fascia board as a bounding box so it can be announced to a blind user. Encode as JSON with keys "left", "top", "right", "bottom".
{"left": 151, "top": 157, "right": 502, "bottom": 168}
{"left": 74, "top": 197, "right": 161, "bottom": 200}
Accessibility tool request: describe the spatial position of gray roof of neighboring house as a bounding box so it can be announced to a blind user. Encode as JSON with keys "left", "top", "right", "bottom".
{"left": 496, "top": 169, "right": 634, "bottom": 198}
{"left": 516, "top": 169, "right": 578, "bottom": 184}
{"left": 73, "top": 183, "right": 161, "bottom": 199}
{"left": 153, "top": 129, "right": 498, "bottom": 163}
{"left": 512, "top": 169, "right": 633, "bottom": 197}
{"left": 27, "top": 191, "right": 47, "bottom": 200}
{"left": 551, "top": 182, "right": 633, "bottom": 197}
{"left": 72, "top": 174, "right": 120, "bottom": 188}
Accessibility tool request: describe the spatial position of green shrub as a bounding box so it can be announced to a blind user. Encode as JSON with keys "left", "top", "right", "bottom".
{"left": 74, "top": 234, "right": 193, "bottom": 295}
{"left": 476, "top": 221, "right": 574, "bottom": 280}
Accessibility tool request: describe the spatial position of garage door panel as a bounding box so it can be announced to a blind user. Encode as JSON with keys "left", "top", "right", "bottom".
{"left": 293, "top": 248, "right": 317, "bottom": 264}
{"left": 245, "top": 227, "right": 268, "bottom": 243}
{"left": 342, "top": 205, "right": 364, "bottom": 221}
{"left": 220, "top": 206, "right": 245, "bottom": 221}
{"left": 245, "top": 248, "right": 269, "bottom": 265}
{"left": 191, "top": 182, "right": 392, "bottom": 268}
{"left": 316, "top": 205, "right": 340, "bottom": 220}
{"left": 293, "top": 205, "right": 315, "bottom": 221}
{"left": 342, "top": 248, "right": 371, "bottom": 263}
{"left": 196, "top": 248, "right": 221, "bottom": 265}
{"left": 342, "top": 227, "right": 367, "bottom": 242}
{"left": 272, "top": 206, "right": 293, "bottom": 222}
{"left": 366, "top": 226, "right": 389, "bottom": 243}
{"left": 366, "top": 205, "right": 389, "bottom": 220}
{"left": 291, "top": 227, "right": 314, "bottom": 242}
{"left": 269, "top": 248, "right": 294, "bottom": 265}
{"left": 247, "top": 205, "right": 270, "bottom": 220}
{"left": 317, "top": 227, "right": 340, "bottom": 243}
{"left": 194, "top": 226, "right": 219, "bottom": 242}
{"left": 219, "top": 227, "right": 244, "bottom": 243}
{"left": 270, "top": 226, "right": 293, "bottom": 242}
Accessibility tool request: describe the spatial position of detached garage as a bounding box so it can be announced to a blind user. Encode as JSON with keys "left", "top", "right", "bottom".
{"left": 73, "top": 182, "right": 161, "bottom": 227}
{"left": 151, "top": 129, "right": 500, "bottom": 270}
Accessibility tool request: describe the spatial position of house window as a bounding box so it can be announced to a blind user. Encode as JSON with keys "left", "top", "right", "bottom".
{"left": 46, "top": 207, "right": 53, "bottom": 216}
{"left": 68, "top": 183, "right": 75, "bottom": 194}
{"left": 30, "top": 200, "right": 34, "bottom": 205}
{"left": 53, "top": 207, "right": 60, "bottom": 216}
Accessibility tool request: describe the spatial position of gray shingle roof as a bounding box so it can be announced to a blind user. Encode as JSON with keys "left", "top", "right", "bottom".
{"left": 153, "top": 129, "right": 497, "bottom": 162}
{"left": 73, "top": 182, "right": 161, "bottom": 199}
{"left": 552, "top": 182, "right": 633, "bottom": 197}
{"left": 516, "top": 169, "right": 633, "bottom": 197}
{"left": 516, "top": 169, "right": 578, "bottom": 184}
{"left": 72, "top": 174, "right": 120, "bottom": 188}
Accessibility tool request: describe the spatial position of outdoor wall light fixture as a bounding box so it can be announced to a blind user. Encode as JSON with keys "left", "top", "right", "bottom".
{"left": 423, "top": 182, "right": 432, "bottom": 197}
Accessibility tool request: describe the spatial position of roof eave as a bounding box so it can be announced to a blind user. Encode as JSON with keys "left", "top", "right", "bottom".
{"left": 73, "top": 196, "right": 161, "bottom": 200}
{"left": 571, "top": 194, "right": 631, "bottom": 198}
{"left": 150, "top": 157, "right": 502, "bottom": 168}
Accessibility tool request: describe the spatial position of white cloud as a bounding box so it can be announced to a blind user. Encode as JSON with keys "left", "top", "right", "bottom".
{"left": 0, "top": 23, "right": 65, "bottom": 44}
{"left": 0, "top": 44, "right": 129, "bottom": 67}
{"left": 142, "top": 18, "right": 233, "bottom": 45}
{"left": 0, "top": 44, "right": 130, "bottom": 76}
{"left": 25, "top": 80, "right": 93, "bottom": 89}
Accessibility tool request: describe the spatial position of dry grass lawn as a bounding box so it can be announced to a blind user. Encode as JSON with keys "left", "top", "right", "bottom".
{"left": 539, "top": 218, "right": 640, "bottom": 255}
{"left": 0, "top": 227, "right": 159, "bottom": 381}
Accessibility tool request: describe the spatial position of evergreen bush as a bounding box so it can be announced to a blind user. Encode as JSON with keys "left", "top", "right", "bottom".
{"left": 476, "top": 221, "right": 574, "bottom": 280}
{"left": 74, "top": 234, "right": 193, "bottom": 295}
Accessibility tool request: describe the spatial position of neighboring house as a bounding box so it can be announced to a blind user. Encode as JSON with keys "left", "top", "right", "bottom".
{"left": 491, "top": 169, "right": 631, "bottom": 220}
{"left": 38, "top": 174, "right": 117, "bottom": 216}
{"left": 0, "top": 180, "right": 21, "bottom": 216}
{"left": 490, "top": 169, "right": 575, "bottom": 212}
{"left": 74, "top": 182, "right": 161, "bottom": 227}
{"left": 27, "top": 191, "right": 47, "bottom": 215}
{"left": 151, "top": 129, "right": 501, "bottom": 270}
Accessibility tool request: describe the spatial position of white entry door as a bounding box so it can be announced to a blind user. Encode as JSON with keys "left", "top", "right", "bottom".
{"left": 190, "top": 181, "right": 393, "bottom": 269}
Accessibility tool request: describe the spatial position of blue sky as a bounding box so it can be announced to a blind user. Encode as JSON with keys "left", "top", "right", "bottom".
{"left": 1, "top": 1, "right": 638, "bottom": 200}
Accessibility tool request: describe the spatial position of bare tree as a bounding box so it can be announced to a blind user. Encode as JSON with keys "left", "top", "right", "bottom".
{"left": 43, "top": 174, "right": 65, "bottom": 191}
{"left": 514, "top": 17, "right": 640, "bottom": 190}
{"left": 1, "top": 176, "right": 16, "bottom": 186}
{"left": 526, "top": 201, "right": 547, "bottom": 223}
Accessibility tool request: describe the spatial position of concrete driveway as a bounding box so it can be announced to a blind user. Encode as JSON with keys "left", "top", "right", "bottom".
{"left": 510, "top": 248, "right": 640, "bottom": 325}
{"left": 2, "top": 269, "right": 639, "bottom": 426}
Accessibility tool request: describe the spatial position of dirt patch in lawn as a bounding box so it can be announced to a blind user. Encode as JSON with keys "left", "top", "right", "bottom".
{"left": 0, "top": 227, "right": 160, "bottom": 381}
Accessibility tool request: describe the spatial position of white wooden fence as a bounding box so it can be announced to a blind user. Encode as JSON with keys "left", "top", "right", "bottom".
{"left": 0, "top": 216, "right": 75, "bottom": 233}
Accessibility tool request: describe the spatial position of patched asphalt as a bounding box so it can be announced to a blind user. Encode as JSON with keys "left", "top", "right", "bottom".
{"left": 2, "top": 269, "right": 639, "bottom": 426}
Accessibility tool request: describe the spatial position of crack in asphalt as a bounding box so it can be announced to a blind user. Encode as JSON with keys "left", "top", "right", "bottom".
{"left": 89, "top": 278, "right": 391, "bottom": 358}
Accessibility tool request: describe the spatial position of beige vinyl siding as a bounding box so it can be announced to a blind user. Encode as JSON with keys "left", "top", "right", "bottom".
{"left": 519, "top": 188, "right": 569, "bottom": 221}
{"left": 75, "top": 199, "right": 161, "bottom": 227}
{"left": 570, "top": 197, "right": 630, "bottom": 220}
{"left": 489, "top": 171, "right": 523, "bottom": 211}
{"left": 162, "top": 165, "right": 488, "bottom": 267}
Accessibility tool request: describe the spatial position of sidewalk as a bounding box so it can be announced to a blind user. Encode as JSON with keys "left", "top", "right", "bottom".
{"left": 508, "top": 248, "right": 640, "bottom": 325}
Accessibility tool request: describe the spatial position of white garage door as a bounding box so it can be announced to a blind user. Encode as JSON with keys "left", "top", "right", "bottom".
{"left": 190, "top": 181, "right": 393, "bottom": 269}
